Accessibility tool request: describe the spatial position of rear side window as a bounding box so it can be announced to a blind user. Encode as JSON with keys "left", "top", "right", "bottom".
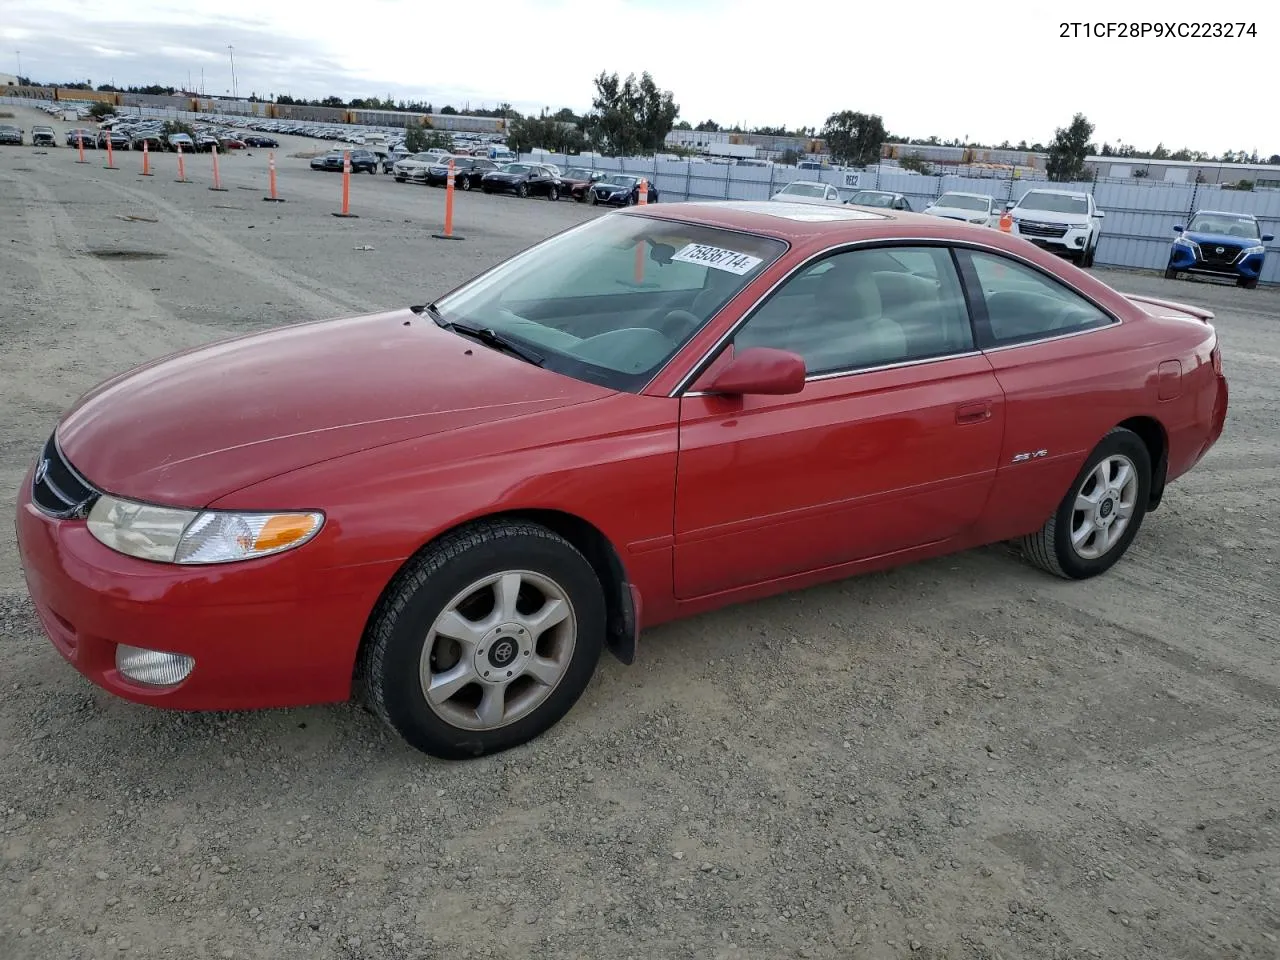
{"left": 963, "top": 251, "right": 1115, "bottom": 347}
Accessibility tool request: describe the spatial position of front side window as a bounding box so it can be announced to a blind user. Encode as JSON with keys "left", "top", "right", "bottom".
{"left": 964, "top": 250, "right": 1115, "bottom": 346}
{"left": 732, "top": 245, "right": 974, "bottom": 377}
{"left": 432, "top": 215, "right": 786, "bottom": 392}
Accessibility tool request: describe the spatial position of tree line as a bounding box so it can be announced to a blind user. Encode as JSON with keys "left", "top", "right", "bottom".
{"left": 21, "top": 73, "right": 1277, "bottom": 168}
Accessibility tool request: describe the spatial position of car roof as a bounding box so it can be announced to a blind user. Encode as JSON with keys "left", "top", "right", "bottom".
{"left": 1192, "top": 208, "right": 1256, "bottom": 218}
{"left": 623, "top": 199, "right": 978, "bottom": 242}
{"left": 1019, "top": 188, "right": 1090, "bottom": 197}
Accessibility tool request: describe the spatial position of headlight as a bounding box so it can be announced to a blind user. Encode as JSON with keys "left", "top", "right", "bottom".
{"left": 969, "top": 217, "right": 987, "bottom": 224}
{"left": 1241, "top": 244, "right": 1265, "bottom": 256}
{"left": 1174, "top": 236, "right": 1198, "bottom": 249}
{"left": 87, "top": 494, "right": 323, "bottom": 564}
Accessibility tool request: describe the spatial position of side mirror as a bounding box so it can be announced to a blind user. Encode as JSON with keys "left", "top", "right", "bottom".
{"left": 1005, "top": 201, "right": 1015, "bottom": 210}
{"left": 1263, "top": 234, "right": 1275, "bottom": 243}
{"left": 706, "top": 347, "right": 806, "bottom": 396}
{"left": 1095, "top": 210, "right": 1105, "bottom": 218}
{"left": 1172, "top": 225, "right": 1184, "bottom": 233}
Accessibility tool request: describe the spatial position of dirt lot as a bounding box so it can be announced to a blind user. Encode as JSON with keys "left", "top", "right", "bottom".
{"left": 1, "top": 105, "right": 1278, "bottom": 960}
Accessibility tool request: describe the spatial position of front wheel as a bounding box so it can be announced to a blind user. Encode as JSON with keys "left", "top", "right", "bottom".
{"left": 1020, "top": 427, "right": 1151, "bottom": 580}
{"left": 547, "top": 185, "right": 559, "bottom": 201}
{"left": 359, "top": 520, "right": 606, "bottom": 759}
{"left": 458, "top": 176, "right": 472, "bottom": 191}
{"left": 1164, "top": 267, "right": 1178, "bottom": 280}
{"left": 1238, "top": 277, "right": 1258, "bottom": 290}
{"left": 1081, "top": 241, "right": 1096, "bottom": 268}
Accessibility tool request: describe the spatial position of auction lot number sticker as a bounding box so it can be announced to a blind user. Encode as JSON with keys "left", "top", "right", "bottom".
{"left": 672, "top": 243, "right": 764, "bottom": 275}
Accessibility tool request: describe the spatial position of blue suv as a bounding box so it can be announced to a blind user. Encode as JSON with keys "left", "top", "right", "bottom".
{"left": 1165, "top": 210, "right": 1272, "bottom": 289}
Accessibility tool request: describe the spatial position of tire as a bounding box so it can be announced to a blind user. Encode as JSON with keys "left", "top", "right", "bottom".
{"left": 516, "top": 183, "right": 529, "bottom": 198}
{"left": 359, "top": 519, "right": 606, "bottom": 760}
{"left": 1082, "top": 240, "right": 1096, "bottom": 268}
{"left": 1020, "top": 427, "right": 1152, "bottom": 580}
{"left": 1238, "top": 277, "right": 1258, "bottom": 290}
{"left": 588, "top": 191, "right": 598, "bottom": 206}
{"left": 459, "top": 176, "right": 472, "bottom": 191}
{"left": 395, "top": 176, "right": 406, "bottom": 183}
{"left": 547, "top": 185, "right": 559, "bottom": 201}
{"left": 1164, "top": 267, "right": 1178, "bottom": 280}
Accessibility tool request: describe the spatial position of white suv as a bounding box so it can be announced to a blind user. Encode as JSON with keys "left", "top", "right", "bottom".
{"left": 1006, "top": 188, "right": 1104, "bottom": 267}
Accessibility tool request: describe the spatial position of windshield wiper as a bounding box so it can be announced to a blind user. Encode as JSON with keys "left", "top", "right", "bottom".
{"left": 425, "top": 303, "right": 545, "bottom": 366}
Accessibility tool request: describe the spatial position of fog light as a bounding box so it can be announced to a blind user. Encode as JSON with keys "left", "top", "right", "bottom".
{"left": 115, "top": 645, "right": 195, "bottom": 687}
{"left": 1074, "top": 236, "right": 1085, "bottom": 247}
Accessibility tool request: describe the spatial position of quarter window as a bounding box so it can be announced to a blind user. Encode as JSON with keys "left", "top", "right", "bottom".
{"left": 964, "top": 251, "right": 1115, "bottom": 346}
{"left": 733, "top": 246, "right": 974, "bottom": 376}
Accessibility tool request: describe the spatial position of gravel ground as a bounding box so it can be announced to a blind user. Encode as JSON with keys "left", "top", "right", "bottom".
{"left": 1, "top": 105, "right": 1278, "bottom": 960}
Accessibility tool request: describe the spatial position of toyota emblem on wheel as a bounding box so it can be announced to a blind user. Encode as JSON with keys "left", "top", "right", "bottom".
{"left": 491, "top": 639, "right": 516, "bottom": 666}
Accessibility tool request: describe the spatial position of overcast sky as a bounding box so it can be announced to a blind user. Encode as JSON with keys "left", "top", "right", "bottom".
{"left": 2, "top": 0, "right": 1273, "bottom": 155}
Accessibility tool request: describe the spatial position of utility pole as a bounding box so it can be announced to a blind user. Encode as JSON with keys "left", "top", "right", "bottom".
{"left": 15, "top": 50, "right": 20, "bottom": 82}
{"left": 228, "top": 45, "right": 237, "bottom": 99}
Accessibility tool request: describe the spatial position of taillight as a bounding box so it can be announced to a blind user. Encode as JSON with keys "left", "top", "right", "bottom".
{"left": 1211, "top": 343, "right": 1222, "bottom": 375}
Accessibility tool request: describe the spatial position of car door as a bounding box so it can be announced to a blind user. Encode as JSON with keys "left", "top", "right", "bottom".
{"left": 954, "top": 247, "right": 1122, "bottom": 541}
{"left": 672, "top": 244, "right": 1005, "bottom": 599}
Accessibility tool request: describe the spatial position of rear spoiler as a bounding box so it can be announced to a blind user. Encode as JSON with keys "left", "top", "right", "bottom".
{"left": 1121, "top": 292, "right": 1216, "bottom": 323}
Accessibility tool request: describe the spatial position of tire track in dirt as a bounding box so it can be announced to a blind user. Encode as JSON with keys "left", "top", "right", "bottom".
{"left": 77, "top": 171, "right": 367, "bottom": 320}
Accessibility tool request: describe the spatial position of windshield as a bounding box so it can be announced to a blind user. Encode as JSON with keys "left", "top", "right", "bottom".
{"left": 565, "top": 168, "right": 594, "bottom": 179}
{"left": 431, "top": 214, "right": 787, "bottom": 392}
{"left": 1017, "top": 191, "right": 1088, "bottom": 215}
{"left": 780, "top": 182, "right": 827, "bottom": 198}
{"left": 600, "top": 175, "right": 638, "bottom": 188}
{"left": 849, "top": 191, "right": 896, "bottom": 207}
{"left": 502, "top": 163, "right": 534, "bottom": 174}
{"left": 1187, "top": 213, "right": 1260, "bottom": 238}
{"left": 937, "top": 193, "right": 990, "bottom": 212}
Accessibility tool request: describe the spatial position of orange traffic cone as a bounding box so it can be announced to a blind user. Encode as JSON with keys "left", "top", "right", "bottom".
{"left": 999, "top": 208, "right": 1013, "bottom": 233}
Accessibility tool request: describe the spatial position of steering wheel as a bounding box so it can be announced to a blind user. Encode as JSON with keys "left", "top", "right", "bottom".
{"left": 656, "top": 309, "right": 701, "bottom": 341}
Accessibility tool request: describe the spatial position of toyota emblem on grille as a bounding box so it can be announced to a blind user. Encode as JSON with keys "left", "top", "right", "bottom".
{"left": 1215, "top": 246, "right": 1224, "bottom": 255}
{"left": 33, "top": 458, "right": 49, "bottom": 485}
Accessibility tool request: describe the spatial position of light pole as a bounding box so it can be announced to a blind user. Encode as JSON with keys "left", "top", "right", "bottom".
{"left": 15, "top": 50, "right": 21, "bottom": 82}
{"left": 227, "top": 45, "right": 237, "bottom": 99}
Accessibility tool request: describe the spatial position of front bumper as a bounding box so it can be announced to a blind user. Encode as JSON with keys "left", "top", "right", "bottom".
{"left": 1167, "top": 243, "right": 1264, "bottom": 280}
{"left": 1011, "top": 221, "right": 1091, "bottom": 252}
{"left": 14, "top": 464, "right": 400, "bottom": 712}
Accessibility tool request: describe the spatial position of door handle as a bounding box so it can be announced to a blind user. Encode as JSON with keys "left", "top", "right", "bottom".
{"left": 956, "top": 401, "right": 992, "bottom": 425}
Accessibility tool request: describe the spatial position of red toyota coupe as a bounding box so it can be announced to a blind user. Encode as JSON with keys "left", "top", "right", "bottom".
{"left": 15, "top": 201, "right": 1229, "bottom": 759}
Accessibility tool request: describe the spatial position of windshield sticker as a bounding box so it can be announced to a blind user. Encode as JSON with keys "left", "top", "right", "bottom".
{"left": 671, "top": 243, "right": 764, "bottom": 275}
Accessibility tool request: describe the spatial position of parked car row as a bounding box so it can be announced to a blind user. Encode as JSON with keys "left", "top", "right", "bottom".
{"left": 388, "top": 154, "right": 660, "bottom": 206}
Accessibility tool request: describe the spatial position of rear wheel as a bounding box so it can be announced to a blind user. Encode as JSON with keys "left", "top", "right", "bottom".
{"left": 359, "top": 520, "right": 606, "bottom": 759}
{"left": 547, "top": 185, "right": 560, "bottom": 201}
{"left": 516, "top": 183, "right": 529, "bottom": 198}
{"left": 1020, "top": 427, "right": 1151, "bottom": 580}
{"left": 459, "top": 176, "right": 472, "bottom": 191}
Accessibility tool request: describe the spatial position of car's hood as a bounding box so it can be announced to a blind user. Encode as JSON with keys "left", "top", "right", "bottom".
{"left": 1183, "top": 231, "right": 1258, "bottom": 247}
{"left": 596, "top": 183, "right": 631, "bottom": 192}
{"left": 55, "top": 308, "right": 612, "bottom": 507}
{"left": 929, "top": 205, "right": 989, "bottom": 219}
{"left": 484, "top": 171, "right": 523, "bottom": 180}
{"left": 1016, "top": 209, "right": 1090, "bottom": 223}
